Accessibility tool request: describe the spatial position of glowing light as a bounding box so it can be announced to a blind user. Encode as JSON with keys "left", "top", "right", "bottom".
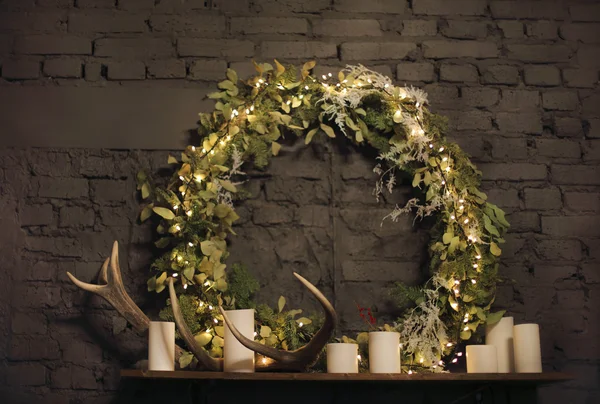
{"left": 459, "top": 199, "right": 464, "bottom": 203}
{"left": 262, "top": 357, "right": 268, "bottom": 364}
{"left": 416, "top": 102, "right": 420, "bottom": 108}
{"left": 255, "top": 83, "right": 260, "bottom": 88}
{"left": 176, "top": 255, "right": 182, "bottom": 261}
{"left": 457, "top": 352, "right": 463, "bottom": 357}
{"left": 336, "top": 83, "right": 340, "bottom": 87}
{"left": 357, "top": 355, "right": 362, "bottom": 361}
{"left": 453, "top": 288, "right": 459, "bottom": 294}
{"left": 451, "top": 303, "right": 458, "bottom": 310}
{"left": 473, "top": 264, "right": 478, "bottom": 269}
{"left": 471, "top": 279, "right": 477, "bottom": 284}
{"left": 204, "top": 281, "right": 210, "bottom": 286}
{"left": 419, "top": 358, "right": 424, "bottom": 363}
{"left": 299, "top": 94, "right": 304, "bottom": 99}
{"left": 476, "top": 255, "right": 481, "bottom": 260}
{"left": 450, "top": 215, "right": 455, "bottom": 220}
{"left": 439, "top": 147, "right": 444, "bottom": 152}
{"left": 429, "top": 144, "right": 434, "bottom": 148}
{"left": 258, "top": 79, "right": 264, "bottom": 84}
{"left": 464, "top": 218, "right": 469, "bottom": 224}
{"left": 173, "top": 205, "right": 179, "bottom": 210}
{"left": 188, "top": 242, "right": 193, "bottom": 247}
{"left": 463, "top": 326, "right": 469, "bottom": 331}
{"left": 439, "top": 360, "right": 445, "bottom": 365}
{"left": 191, "top": 146, "right": 195, "bottom": 151}
{"left": 384, "top": 83, "right": 389, "bottom": 88}
{"left": 199, "top": 301, "right": 204, "bottom": 307}
{"left": 183, "top": 284, "right": 188, "bottom": 289}
{"left": 202, "top": 148, "right": 206, "bottom": 153}
{"left": 454, "top": 279, "right": 460, "bottom": 285}
{"left": 298, "top": 322, "right": 304, "bottom": 328}
{"left": 452, "top": 358, "right": 458, "bottom": 363}
{"left": 186, "top": 210, "right": 192, "bottom": 217}
{"left": 172, "top": 273, "right": 178, "bottom": 277}
{"left": 322, "top": 75, "right": 327, "bottom": 80}
{"left": 441, "top": 180, "right": 446, "bottom": 185}
{"left": 210, "top": 150, "right": 215, "bottom": 155}
{"left": 408, "top": 370, "right": 413, "bottom": 375}
{"left": 399, "top": 343, "right": 403, "bottom": 348}
{"left": 443, "top": 157, "right": 448, "bottom": 162}
{"left": 459, "top": 205, "right": 464, "bottom": 210}
{"left": 286, "top": 100, "right": 291, "bottom": 105}
{"left": 214, "top": 318, "right": 218, "bottom": 324}
{"left": 206, "top": 329, "right": 211, "bottom": 333}
{"left": 226, "top": 135, "right": 231, "bottom": 141}
{"left": 250, "top": 105, "right": 254, "bottom": 111}
{"left": 463, "top": 318, "right": 468, "bottom": 323}
{"left": 304, "top": 85, "right": 309, "bottom": 90}
{"left": 181, "top": 191, "right": 185, "bottom": 196}
{"left": 254, "top": 332, "right": 257, "bottom": 337}
{"left": 175, "top": 225, "right": 181, "bottom": 231}
{"left": 328, "top": 72, "right": 332, "bottom": 77}
{"left": 445, "top": 167, "right": 451, "bottom": 172}
{"left": 208, "top": 305, "right": 213, "bottom": 310}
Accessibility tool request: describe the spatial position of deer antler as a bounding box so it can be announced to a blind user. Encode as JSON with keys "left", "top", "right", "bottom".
{"left": 220, "top": 272, "right": 337, "bottom": 371}
{"left": 66, "top": 241, "right": 186, "bottom": 364}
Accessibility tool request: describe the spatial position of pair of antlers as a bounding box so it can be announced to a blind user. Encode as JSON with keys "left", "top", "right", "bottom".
{"left": 66, "top": 241, "right": 337, "bottom": 371}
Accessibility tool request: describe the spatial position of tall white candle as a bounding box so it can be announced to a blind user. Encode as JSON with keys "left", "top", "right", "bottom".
{"left": 327, "top": 343, "right": 359, "bottom": 373}
{"left": 466, "top": 345, "right": 498, "bottom": 373}
{"left": 486, "top": 316, "right": 515, "bottom": 373}
{"left": 148, "top": 321, "right": 175, "bottom": 371}
{"left": 513, "top": 324, "right": 542, "bottom": 373}
{"left": 368, "top": 332, "right": 401, "bottom": 373}
{"left": 224, "top": 309, "right": 255, "bottom": 372}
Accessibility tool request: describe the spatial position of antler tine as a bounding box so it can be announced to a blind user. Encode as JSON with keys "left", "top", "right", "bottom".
{"left": 291, "top": 272, "right": 337, "bottom": 358}
{"left": 66, "top": 271, "right": 107, "bottom": 295}
{"left": 219, "top": 307, "right": 296, "bottom": 363}
{"left": 98, "top": 257, "right": 110, "bottom": 284}
{"left": 109, "top": 240, "right": 124, "bottom": 287}
{"left": 168, "top": 278, "right": 223, "bottom": 371}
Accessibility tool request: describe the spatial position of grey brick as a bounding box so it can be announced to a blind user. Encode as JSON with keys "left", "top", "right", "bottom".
{"left": 441, "top": 20, "right": 488, "bottom": 39}
{"left": 334, "top": 0, "right": 407, "bottom": 13}
{"left": 491, "top": 1, "right": 564, "bottom": 19}
{"left": 21, "top": 204, "right": 54, "bottom": 226}
{"left": 106, "top": 61, "right": 145, "bottom": 80}
{"left": 560, "top": 23, "right": 600, "bottom": 43}
{"left": 343, "top": 260, "right": 420, "bottom": 282}
{"left": 78, "top": 0, "right": 116, "bottom": 8}
{"left": 147, "top": 59, "right": 186, "bottom": 79}
{"left": 396, "top": 62, "right": 435, "bottom": 82}
{"left": 8, "top": 363, "right": 46, "bottom": 386}
{"left": 461, "top": 87, "right": 499, "bottom": 108}
{"left": 12, "top": 312, "right": 47, "bottom": 334}
{"left": 84, "top": 61, "right": 102, "bottom": 81}
{"left": 424, "top": 85, "right": 459, "bottom": 107}
{"left": 563, "top": 69, "right": 598, "bottom": 88}
{"left": 251, "top": 0, "right": 329, "bottom": 13}
{"left": 526, "top": 21, "right": 558, "bottom": 39}
{"left": 552, "top": 165, "right": 600, "bottom": 185}
{"left": 588, "top": 119, "right": 600, "bottom": 139}
{"left": 178, "top": 38, "right": 255, "bottom": 58}
{"left": 479, "top": 163, "right": 547, "bottom": 180}
{"left": 455, "top": 110, "right": 492, "bottom": 131}
{"left": 401, "top": 20, "right": 437, "bottom": 36}
{"left": 536, "top": 240, "right": 582, "bottom": 261}
{"left": 507, "top": 211, "right": 540, "bottom": 232}
{"left": 423, "top": 40, "right": 498, "bottom": 58}
{"left": 95, "top": 37, "right": 174, "bottom": 59}
{"left": 570, "top": 4, "right": 600, "bottom": 22}
{"left": 542, "top": 91, "right": 579, "bottom": 111}
{"left": 413, "top": 0, "right": 486, "bottom": 16}
{"left": 43, "top": 57, "right": 82, "bottom": 78}
{"left": 14, "top": 35, "right": 91, "bottom": 55}
{"left": 2, "top": 59, "right": 40, "bottom": 79}
{"left": 150, "top": 14, "right": 226, "bottom": 35}
{"left": 340, "top": 42, "right": 415, "bottom": 61}
{"left": 577, "top": 45, "right": 600, "bottom": 68}
{"left": 0, "top": 11, "right": 65, "bottom": 32}
{"left": 439, "top": 64, "right": 478, "bottom": 82}
{"left": 481, "top": 64, "right": 519, "bottom": 85}
{"left": 313, "top": 19, "right": 381, "bottom": 37}
{"left": 485, "top": 188, "right": 520, "bottom": 208}
{"left": 498, "top": 90, "right": 539, "bottom": 111}
{"left": 118, "top": 0, "right": 154, "bottom": 10}
{"left": 583, "top": 140, "right": 600, "bottom": 161}
{"left": 295, "top": 205, "right": 330, "bottom": 227}
{"left": 68, "top": 11, "right": 147, "bottom": 33}
{"left": 59, "top": 206, "right": 95, "bottom": 227}
{"left": 537, "top": 139, "right": 581, "bottom": 159}
{"left": 232, "top": 17, "right": 308, "bottom": 35}
{"left": 524, "top": 187, "right": 562, "bottom": 210}
{"left": 524, "top": 65, "right": 561, "bottom": 86}
{"left": 26, "top": 237, "right": 82, "bottom": 257}
{"left": 565, "top": 192, "right": 600, "bottom": 212}
{"left": 554, "top": 117, "right": 584, "bottom": 138}
{"left": 507, "top": 44, "right": 571, "bottom": 63}
{"left": 189, "top": 59, "right": 227, "bottom": 81}
{"left": 496, "top": 112, "right": 543, "bottom": 134}
{"left": 252, "top": 204, "right": 292, "bottom": 225}
{"left": 490, "top": 137, "right": 528, "bottom": 160}
{"left": 90, "top": 179, "right": 130, "bottom": 202}
{"left": 542, "top": 216, "right": 600, "bottom": 237}
{"left": 34, "top": 177, "right": 89, "bottom": 198}
{"left": 497, "top": 21, "right": 524, "bottom": 38}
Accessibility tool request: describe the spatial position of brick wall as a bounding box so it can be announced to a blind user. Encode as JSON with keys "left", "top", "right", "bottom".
{"left": 0, "top": 0, "right": 599, "bottom": 403}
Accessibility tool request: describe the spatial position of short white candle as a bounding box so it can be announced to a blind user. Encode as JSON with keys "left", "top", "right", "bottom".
{"left": 466, "top": 345, "right": 498, "bottom": 373}
{"left": 486, "top": 317, "right": 515, "bottom": 373}
{"left": 224, "top": 309, "right": 255, "bottom": 372}
{"left": 148, "top": 321, "right": 175, "bottom": 371}
{"left": 513, "top": 324, "right": 542, "bottom": 373}
{"left": 368, "top": 332, "right": 401, "bottom": 373}
{"left": 327, "top": 343, "right": 358, "bottom": 373}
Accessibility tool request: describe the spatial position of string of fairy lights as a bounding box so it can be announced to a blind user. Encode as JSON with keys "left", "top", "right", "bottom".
{"left": 158, "top": 65, "right": 495, "bottom": 372}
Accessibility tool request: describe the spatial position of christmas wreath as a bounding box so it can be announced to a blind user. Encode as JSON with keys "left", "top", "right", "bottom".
{"left": 137, "top": 61, "right": 509, "bottom": 371}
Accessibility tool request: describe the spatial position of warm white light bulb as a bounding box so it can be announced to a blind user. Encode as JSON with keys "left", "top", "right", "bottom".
{"left": 429, "top": 144, "right": 434, "bottom": 148}
{"left": 175, "top": 225, "right": 181, "bottom": 231}
{"left": 173, "top": 205, "right": 179, "bottom": 210}
{"left": 476, "top": 255, "right": 481, "bottom": 260}
{"left": 357, "top": 355, "right": 362, "bottom": 361}
{"left": 445, "top": 167, "right": 451, "bottom": 172}
{"left": 172, "top": 273, "right": 178, "bottom": 277}
{"left": 208, "top": 305, "right": 213, "bottom": 310}
{"left": 204, "top": 281, "right": 210, "bottom": 286}
{"left": 439, "top": 147, "right": 444, "bottom": 152}
{"left": 322, "top": 74, "right": 327, "bottom": 80}
{"left": 450, "top": 215, "right": 455, "bottom": 220}
{"left": 188, "top": 242, "right": 193, "bottom": 247}
{"left": 463, "top": 326, "right": 469, "bottom": 331}
{"left": 298, "top": 322, "right": 303, "bottom": 328}
{"left": 446, "top": 343, "right": 452, "bottom": 347}
{"left": 183, "top": 284, "right": 188, "bottom": 290}
{"left": 473, "top": 264, "right": 478, "bottom": 269}
{"left": 262, "top": 357, "right": 268, "bottom": 364}
{"left": 457, "top": 352, "right": 463, "bottom": 357}
{"left": 408, "top": 370, "right": 413, "bottom": 375}
{"left": 464, "top": 218, "right": 469, "bottom": 224}
{"left": 452, "top": 358, "right": 458, "bottom": 363}
{"left": 214, "top": 318, "right": 218, "bottom": 324}
{"left": 443, "top": 157, "right": 448, "bottom": 162}
{"left": 471, "top": 279, "right": 477, "bottom": 284}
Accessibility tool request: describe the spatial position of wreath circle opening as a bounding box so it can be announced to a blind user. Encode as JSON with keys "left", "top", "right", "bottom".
{"left": 139, "top": 61, "right": 509, "bottom": 372}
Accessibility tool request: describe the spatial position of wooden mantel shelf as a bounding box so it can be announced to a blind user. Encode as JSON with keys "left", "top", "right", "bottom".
{"left": 121, "top": 369, "right": 572, "bottom": 384}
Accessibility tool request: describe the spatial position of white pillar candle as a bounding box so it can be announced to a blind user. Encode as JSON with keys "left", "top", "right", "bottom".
{"left": 327, "top": 343, "right": 358, "bottom": 373}
{"left": 485, "top": 316, "right": 515, "bottom": 373}
{"left": 368, "top": 331, "right": 401, "bottom": 373}
{"left": 513, "top": 323, "right": 542, "bottom": 373}
{"left": 148, "top": 321, "right": 175, "bottom": 371}
{"left": 466, "top": 345, "right": 498, "bottom": 373}
{"left": 224, "top": 309, "right": 255, "bottom": 372}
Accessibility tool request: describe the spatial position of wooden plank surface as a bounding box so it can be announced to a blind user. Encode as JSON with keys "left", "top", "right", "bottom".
{"left": 121, "top": 370, "right": 572, "bottom": 384}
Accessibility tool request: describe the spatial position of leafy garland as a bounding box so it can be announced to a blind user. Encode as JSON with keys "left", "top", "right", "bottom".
{"left": 137, "top": 61, "right": 509, "bottom": 371}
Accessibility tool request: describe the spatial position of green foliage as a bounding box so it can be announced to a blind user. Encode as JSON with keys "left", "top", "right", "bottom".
{"left": 227, "top": 263, "right": 260, "bottom": 309}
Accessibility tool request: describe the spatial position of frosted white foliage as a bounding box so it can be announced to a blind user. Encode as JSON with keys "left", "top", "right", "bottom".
{"left": 400, "top": 275, "right": 450, "bottom": 369}
{"left": 217, "top": 145, "right": 246, "bottom": 207}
